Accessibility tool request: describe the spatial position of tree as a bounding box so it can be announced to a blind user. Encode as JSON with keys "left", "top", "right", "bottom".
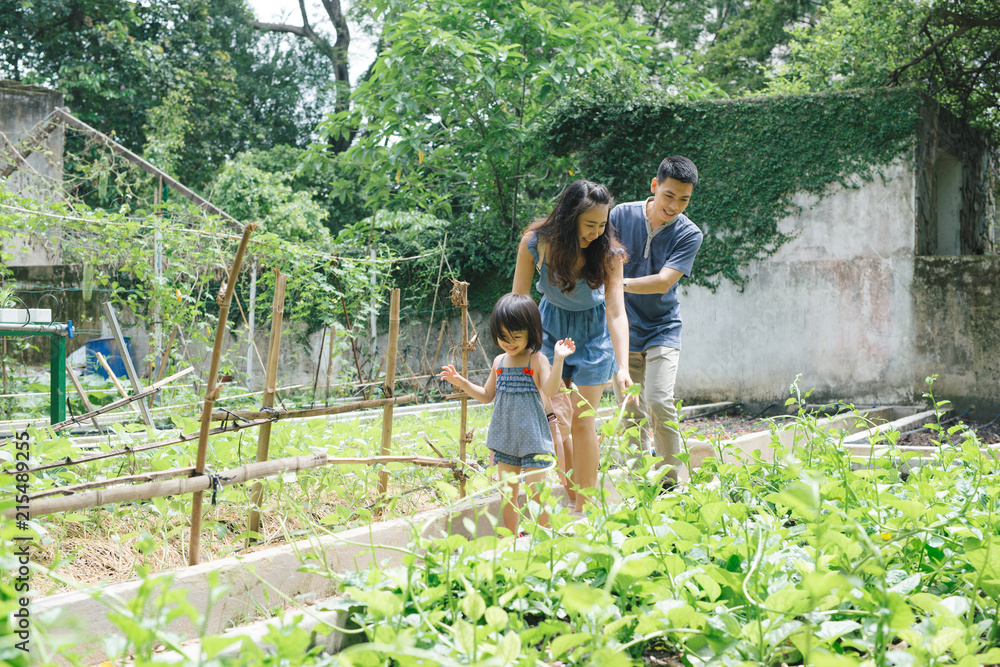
{"left": 309, "top": 0, "right": 656, "bottom": 231}
{"left": 249, "top": 0, "right": 354, "bottom": 152}
{"left": 602, "top": 0, "right": 828, "bottom": 94}
{"left": 0, "top": 0, "right": 340, "bottom": 190}
{"left": 765, "top": 0, "right": 1000, "bottom": 139}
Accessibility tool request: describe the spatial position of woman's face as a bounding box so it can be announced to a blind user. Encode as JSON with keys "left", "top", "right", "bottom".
{"left": 576, "top": 204, "right": 609, "bottom": 249}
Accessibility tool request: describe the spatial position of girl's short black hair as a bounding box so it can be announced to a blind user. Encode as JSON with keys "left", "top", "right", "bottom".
{"left": 489, "top": 293, "right": 543, "bottom": 353}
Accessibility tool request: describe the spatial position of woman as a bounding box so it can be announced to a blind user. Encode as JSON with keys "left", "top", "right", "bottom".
{"left": 512, "top": 179, "right": 632, "bottom": 513}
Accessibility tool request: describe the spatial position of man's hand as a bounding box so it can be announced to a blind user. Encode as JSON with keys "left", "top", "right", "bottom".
{"left": 553, "top": 338, "right": 576, "bottom": 361}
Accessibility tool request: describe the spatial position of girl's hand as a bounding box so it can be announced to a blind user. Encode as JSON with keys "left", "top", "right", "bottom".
{"left": 553, "top": 338, "right": 575, "bottom": 360}
{"left": 439, "top": 365, "right": 463, "bottom": 386}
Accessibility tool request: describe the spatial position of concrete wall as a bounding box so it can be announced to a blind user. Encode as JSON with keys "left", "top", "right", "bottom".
{"left": 678, "top": 161, "right": 921, "bottom": 407}
{"left": 0, "top": 80, "right": 64, "bottom": 266}
{"left": 912, "top": 256, "right": 1000, "bottom": 415}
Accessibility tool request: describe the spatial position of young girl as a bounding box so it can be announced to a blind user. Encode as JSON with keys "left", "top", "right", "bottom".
{"left": 511, "top": 180, "right": 632, "bottom": 514}
{"left": 440, "top": 292, "right": 574, "bottom": 536}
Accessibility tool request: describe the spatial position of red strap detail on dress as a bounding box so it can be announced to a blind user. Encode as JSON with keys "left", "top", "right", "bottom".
{"left": 522, "top": 368, "right": 533, "bottom": 375}
{"left": 496, "top": 368, "right": 502, "bottom": 375}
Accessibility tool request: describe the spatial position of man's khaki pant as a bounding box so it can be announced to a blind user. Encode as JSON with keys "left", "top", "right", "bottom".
{"left": 615, "top": 346, "right": 681, "bottom": 474}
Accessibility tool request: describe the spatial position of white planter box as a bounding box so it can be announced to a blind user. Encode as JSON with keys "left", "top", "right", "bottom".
{"left": 0, "top": 308, "right": 52, "bottom": 324}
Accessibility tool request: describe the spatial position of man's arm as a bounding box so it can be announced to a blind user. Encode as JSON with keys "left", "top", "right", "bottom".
{"left": 623, "top": 266, "right": 685, "bottom": 295}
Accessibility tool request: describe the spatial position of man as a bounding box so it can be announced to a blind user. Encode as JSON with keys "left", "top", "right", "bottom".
{"left": 610, "top": 155, "right": 703, "bottom": 483}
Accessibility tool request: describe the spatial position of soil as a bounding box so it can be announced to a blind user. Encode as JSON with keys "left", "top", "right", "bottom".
{"left": 896, "top": 419, "right": 1000, "bottom": 447}
{"left": 30, "top": 481, "right": 445, "bottom": 596}
{"left": 680, "top": 413, "right": 784, "bottom": 439}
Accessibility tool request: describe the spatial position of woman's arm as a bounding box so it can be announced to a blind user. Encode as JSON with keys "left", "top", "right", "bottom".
{"left": 512, "top": 232, "right": 536, "bottom": 295}
{"left": 440, "top": 356, "right": 499, "bottom": 404}
{"left": 605, "top": 260, "right": 633, "bottom": 394}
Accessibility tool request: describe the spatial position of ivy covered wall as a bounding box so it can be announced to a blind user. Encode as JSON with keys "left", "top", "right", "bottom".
{"left": 547, "top": 87, "right": 924, "bottom": 289}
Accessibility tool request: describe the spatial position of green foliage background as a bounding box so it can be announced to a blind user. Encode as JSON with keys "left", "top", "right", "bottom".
{"left": 547, "top": 87, "right": 923, "bottom": 289}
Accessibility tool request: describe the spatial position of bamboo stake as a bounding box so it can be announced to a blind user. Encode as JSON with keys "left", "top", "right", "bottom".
{"left": 189, "top": 222, "right": 257, "bottom": 566}
{"left": 65, "top": 362, "right": 103, "bottom": 433}
{"left": 420, "top": 232, "right": 448, "bottom": 373}
{"left": 247, "top": 271, "right": 286, "bottom": 544}
{"left": 209, "top": 393, "right": 416, "bottom": 422}
{"left": 325, "top": 324, "right": 336, "bottom": 406}
{"left": 9, "top": 410, "right": 267, "bottom": 476}
{"left": 41, "top": 367, "right": 193, "bottom": 434}
{"left": 30, "top": 467, "right": 197, "bottom": 499}
{"left": 375, "top": 289, "right": 401, "bottom": 515}
{"left": 424, "top": 320, "right": 448, "bottom": 393}
{"left": 148, "top": 323, "right": 179, "bottom": 408}
{"left": 95, "top": 352, "right": 141, "bottom": 414}
{"left": 7, "top": 454, "right": 461, "bottom": 519}
{"left": 310, "top": 323, "right": 327, "bottom": 406}
{"left": 450, "top": 280, "right": 470, "bottom": 498}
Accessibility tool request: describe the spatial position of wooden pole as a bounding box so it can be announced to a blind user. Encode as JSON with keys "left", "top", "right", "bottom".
{"left": 8, "top": 453, "right": 461, "bottom": 520}
{"left": 95, "top": 352, "right": 141, "bottom": 414}
{"left": 53, "top": 109, "right": 242, "bottom": 229}
{"left": 209, "top": 393, "right": 416, "bottom": 422}
{"left": 65, "top": 361, "right": 103, "bottom": 433}
{"left": 189, "top": 222, "right": 257, "bottom": 566}
{"left": 247, "top": 271, "right": 286, "bottom": 544}
{"left": 375, "top": 289, "right": 401, "bottom": 514}
{"left": 101, "top": 302, "right": 154, "bottom": 427}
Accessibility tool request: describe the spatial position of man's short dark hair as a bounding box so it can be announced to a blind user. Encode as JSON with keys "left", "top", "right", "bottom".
{"left": 657, "top": 156, "right": 698, "bottom": 186}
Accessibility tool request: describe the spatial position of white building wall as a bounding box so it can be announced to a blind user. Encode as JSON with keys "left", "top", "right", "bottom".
{"left": 678, "top": 162, "right": 919, "bottom": 405}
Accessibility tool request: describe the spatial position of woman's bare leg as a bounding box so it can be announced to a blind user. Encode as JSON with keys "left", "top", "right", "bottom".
{"left": 549, "top": 389, "right": 576, "bottom": 505}
{"left": 570, "top": 383, "right": 606, "bottom": 513}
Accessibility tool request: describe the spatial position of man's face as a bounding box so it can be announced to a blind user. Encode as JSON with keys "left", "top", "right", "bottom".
{"left": 648, "top": 177, "right": 694, "bottom": 227}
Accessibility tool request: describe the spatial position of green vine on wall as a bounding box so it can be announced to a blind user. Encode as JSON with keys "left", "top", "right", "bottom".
{"left": 546, "top": 87, "right": 923, "bottom": 289}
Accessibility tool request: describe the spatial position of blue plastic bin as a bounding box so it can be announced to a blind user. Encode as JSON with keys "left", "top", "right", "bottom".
{"left": 84, "top": 336, "right": 133, "bottom": 379}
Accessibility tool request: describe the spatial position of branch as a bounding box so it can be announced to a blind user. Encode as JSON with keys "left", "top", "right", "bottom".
{"left": 883, "top": 24, "right": 972, "bottom": 85}
{"left": 248, "top": 19, "right": 309, "bottom": 37}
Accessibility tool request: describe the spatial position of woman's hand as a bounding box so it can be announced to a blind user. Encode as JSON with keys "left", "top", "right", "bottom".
{"left": 553, "top": 338, "right": 575, "bottom": 361}
{"left": 616, "top": 368, "right": 635, "bottom": 405}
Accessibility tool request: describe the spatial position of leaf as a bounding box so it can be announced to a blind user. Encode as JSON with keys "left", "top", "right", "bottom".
{"left": 495, "top": 631, "right": 521, "bottom": 664}
{"left": 201, "top": 635, "right": 241, "bottom": 659}
{"left": 928, "top": 626, "right": 964, "bottom": 657}
{"left": 888, "top": 573, "right": 921, "bottom": 595}
{"left": 453, "top": 618, "right": 476, "bottom": 656}
{"left": 817, "top": 620, "right": 861, "bottom": 641}
{"left": 550, "top": 632, "right": 591, "bottom": 658}
{"left": 485, "top": 606, "right": 508, "bottom": 631}
{"left": 461, "top": 592, "right": 486, "bottom": 621}
{"left": 560, "top": 584, "right": 611, "bottom": 615}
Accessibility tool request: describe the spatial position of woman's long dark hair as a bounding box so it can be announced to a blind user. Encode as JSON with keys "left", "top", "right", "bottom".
{"left": 523, "top": 180, "right": 626, "bottom": 293}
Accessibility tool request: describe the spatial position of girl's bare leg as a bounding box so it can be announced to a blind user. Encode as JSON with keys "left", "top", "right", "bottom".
{"left": 523, "top": 466, "right": 550, "bottom": 528}
{"left": 569, "top": 383, "right": 605, "bottom": 513}
{"left": 497, "top": 462, "right": 522, "bottom": 535}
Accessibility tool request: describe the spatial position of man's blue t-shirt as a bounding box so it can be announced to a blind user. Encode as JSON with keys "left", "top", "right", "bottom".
{"left": 610, "top": 200, "right": 703, "bottom": 352}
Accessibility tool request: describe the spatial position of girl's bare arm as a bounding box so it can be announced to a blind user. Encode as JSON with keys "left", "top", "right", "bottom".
{"left": 440, "top": 356, "right": 499, "bottom": 404}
